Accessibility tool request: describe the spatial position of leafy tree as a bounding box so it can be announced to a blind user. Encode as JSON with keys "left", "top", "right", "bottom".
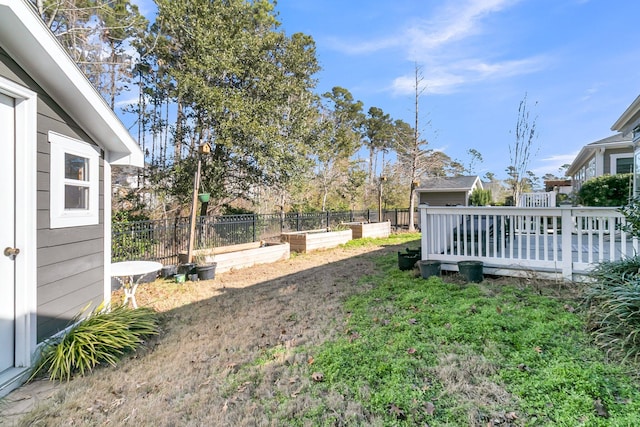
{"left": 344, "top": 162, "right": 368, "bottom": 210}
{"left": 313, "top": 87, "right": 365, "bottom": 211}
{"left": 364, "top": 106, "right": 395, "bottom": 183}
{"left": 465, "top": 148, "right": 483, "bottom": 174}
{"left": 137, "top": 0, "right": 321, "bottom": 213}
{"left": 469, "top": 188, "right": 493, "bottom": 206}
{"left": 35, "top": 0, "right": 147, "bottom": 109}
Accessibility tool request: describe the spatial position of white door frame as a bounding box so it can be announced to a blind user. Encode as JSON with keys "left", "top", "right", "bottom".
{"left": 0, "top": 76, "right": 37, "bottom": 370}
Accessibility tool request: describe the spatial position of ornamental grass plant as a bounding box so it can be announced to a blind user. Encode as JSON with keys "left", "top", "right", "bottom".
{"left": 584, "top": 256, "right": 640, "bottom": 361}
{"left": 30, "top": 303, "right": 159, "bottom": 382}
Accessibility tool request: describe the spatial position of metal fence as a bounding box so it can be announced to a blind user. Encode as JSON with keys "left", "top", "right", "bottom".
{"left": 112, "top": 208, "right": 417, "bottom": 264}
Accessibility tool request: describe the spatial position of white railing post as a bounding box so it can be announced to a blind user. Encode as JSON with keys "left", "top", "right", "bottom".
{"left": 419, "top": 204, "right": 428, "bottom": 260}
{"left": 560, "top": 207, "right": 573, "bottom": 280}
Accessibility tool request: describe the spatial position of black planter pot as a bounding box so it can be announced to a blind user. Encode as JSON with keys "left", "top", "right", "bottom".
{"left": 418, "top": 260, "right": 441, "bottom": 279}
{"left": 458, "top": 260, "right": 483, "bottom": 283}
{"left": 196, "top": 263, "right": 217, "bottom": 281}
{"left": 161, "top": 264, "right": 177, "bottom": 279}
{"left": 398, "top": 252, "right": 419, "bottom": 271}
{"left": 405, "top": 247, "right": 422, "bottom": 256}
{"left": 133, "top": 271, "right": 157, "bottom": 284}
{"left": 178, "top": 263, "right": 196, "bottom": 276}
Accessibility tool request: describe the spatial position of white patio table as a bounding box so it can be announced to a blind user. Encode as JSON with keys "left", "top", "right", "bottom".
{"left": 111, "top": 261, "right": 162, "bottom": 308}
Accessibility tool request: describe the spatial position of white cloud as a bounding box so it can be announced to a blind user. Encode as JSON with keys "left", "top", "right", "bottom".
{"left": 330, "top": 0, "right": 519, "bottom": 56}
{"left": 530, "top": 152, "right": 578, "bottom": 177}
{"left": 579, "top": 83, "right": 605, "bottom": 102}
{"left": 329, "top": 0, "right": 545, "bottom": 94}
{"left": 406, "top": 0, "right": 519, "bottom": 53}
{"left": 391, "top": 56, "right": 548, "bottom": 95}
{"left": 115, "top": 96, "right": 139, "bottom": 108}
{"left": 325, "top": 35, "right": 401, "bottom": 55}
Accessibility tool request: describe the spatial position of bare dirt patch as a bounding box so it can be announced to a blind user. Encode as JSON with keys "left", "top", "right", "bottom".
{"left": 7, "top": 240, "right": 411, "bottom": 426}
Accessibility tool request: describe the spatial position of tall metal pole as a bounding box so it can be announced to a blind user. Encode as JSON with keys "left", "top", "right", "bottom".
{"left": 186, "top": 157, "right": 201, "bottom": 263}
{"left": 378, "top": 177, "right": 382, "bottom": 222}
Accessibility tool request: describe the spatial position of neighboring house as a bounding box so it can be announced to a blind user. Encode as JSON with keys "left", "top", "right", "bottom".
{"left": 611, "top": 94, "right": 640, "bottom": 196}
{"left": 544, "top": 179, "right": 572, "bottom": 195}
{"left": 415, "top": 176, "right": 483, "bottom": 206}
{"left": 0, "top": 0, "right": 143, "bottom": 396}
{"left": 566, "top": 133, "right": 633, "bottom": 192}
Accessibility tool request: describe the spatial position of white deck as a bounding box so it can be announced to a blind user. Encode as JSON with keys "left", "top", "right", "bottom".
{"left": 419, "top": 205, "right": 638, "bottom": 281}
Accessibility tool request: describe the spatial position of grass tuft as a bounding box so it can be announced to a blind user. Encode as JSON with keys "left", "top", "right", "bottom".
{"left": 584, "top": 257, "right": 640, "bottom": 361}
{"left": 30, "top": 303, "right": 159, "bottom": 382}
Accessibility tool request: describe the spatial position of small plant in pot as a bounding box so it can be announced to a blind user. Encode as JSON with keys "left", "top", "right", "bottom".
{"left": 194, "top": 255, "right": 217, "bottom": 281}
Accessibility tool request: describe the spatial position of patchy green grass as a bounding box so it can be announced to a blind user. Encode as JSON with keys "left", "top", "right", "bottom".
{"left": 342, "top": 231, "right": 421, "bottom": 250}
{"left": 9, "top": 233, "right": 640, "bottom": 426}
{"left": 294, "top": 252, "right": 640, "bottom": 426}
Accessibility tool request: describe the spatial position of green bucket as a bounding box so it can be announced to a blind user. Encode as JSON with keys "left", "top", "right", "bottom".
{"left": 418, "top": 260, "right": 441, "bottom": 279}
{"left": 398, "top": 252, "right": 419, "bottom": 271}
{"left": 457, "top": 260, "right": 483, "bottom": 283}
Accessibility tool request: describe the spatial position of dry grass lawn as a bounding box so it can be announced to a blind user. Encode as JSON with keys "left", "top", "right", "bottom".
{"left": 10, "top": 238, "right": 414, "bottom": 426}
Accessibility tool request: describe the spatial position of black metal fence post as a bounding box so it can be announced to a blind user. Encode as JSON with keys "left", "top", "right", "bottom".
{"left": 280, "top": 209, "right": 284, "bottom": 234}
{"left": 252, "top": 214, "right": 257, "bottom": 242}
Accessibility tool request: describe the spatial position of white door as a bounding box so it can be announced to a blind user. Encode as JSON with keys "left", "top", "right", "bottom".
{"left": 0, "top": 92, "right": 15, "bottom": 372}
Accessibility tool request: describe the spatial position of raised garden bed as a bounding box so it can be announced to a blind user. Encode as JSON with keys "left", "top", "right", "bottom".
{"left": 343, "top": 221, "right": 391, "bottom": 239}
{"left": 179, "top": 241, "right": 290, "bottom": 274}
{"left": 281, "top": 228, "right": 353, "bottom": 253}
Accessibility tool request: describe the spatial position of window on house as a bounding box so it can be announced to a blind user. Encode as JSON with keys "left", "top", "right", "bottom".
{"left": 49, "top": 131, "right": 100, "bottom": 228}
{"left": 610, "top": 154, "right": 634, "bottom": 175}
{"left": 585, "top": 158, "right": 596, "bottom": 181}
{"left": 616, "top": 157, "right": 634, "bottom": 174}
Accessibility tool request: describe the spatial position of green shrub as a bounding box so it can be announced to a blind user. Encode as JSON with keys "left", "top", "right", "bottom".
{"left": 617, "top": 197, "right": 640, "bottom": 239}
{"left": 469, "top": 188, "right": 492, "bottom": 206}
{"left": 30, "top": 304, "right": 159, "bottom": 382}
{"left": 584, "top": 256, "right": 640, "bottom": 360}
{"left": 577, "top": 173, "right": 632, "bottom": 206}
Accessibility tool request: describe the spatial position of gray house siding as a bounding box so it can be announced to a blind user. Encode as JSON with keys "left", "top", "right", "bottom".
{"left": 419, "top": 192, "right": 467, "bottom": 206}
{"left": 0, "top": 48, "right": 105, "bottom": 342}
{"left": 604, "top": 147, "right": 633, "bottom": 175}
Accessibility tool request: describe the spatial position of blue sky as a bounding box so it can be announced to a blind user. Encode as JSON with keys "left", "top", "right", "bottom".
{"left": 132, "top": 0, "right": 640, "bottom": 180}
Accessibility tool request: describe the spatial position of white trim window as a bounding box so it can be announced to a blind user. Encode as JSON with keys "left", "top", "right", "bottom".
{"left": 49, "top": 131, "right": 100, "bottom": 228}
{"left": 610, "top": 153, "right": 634, "bottom": 175}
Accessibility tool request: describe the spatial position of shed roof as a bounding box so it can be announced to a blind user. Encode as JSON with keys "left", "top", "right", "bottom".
{"left": 0, "top": 0, "right": 143, "bottom": 167}
{"left": 416, "top": 176, "right": 482, "bottom": 192}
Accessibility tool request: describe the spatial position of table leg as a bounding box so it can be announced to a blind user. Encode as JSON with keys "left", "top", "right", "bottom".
{"left": 120, "top": 275, "right": 138, "bottom": 308}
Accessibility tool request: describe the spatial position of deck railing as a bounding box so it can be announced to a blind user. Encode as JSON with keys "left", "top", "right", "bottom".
{"left": 419, "top": 205, "right": 638, "bottom": 281}
{"left": 519, "top": 191, "right": 556, "bottom": 207}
